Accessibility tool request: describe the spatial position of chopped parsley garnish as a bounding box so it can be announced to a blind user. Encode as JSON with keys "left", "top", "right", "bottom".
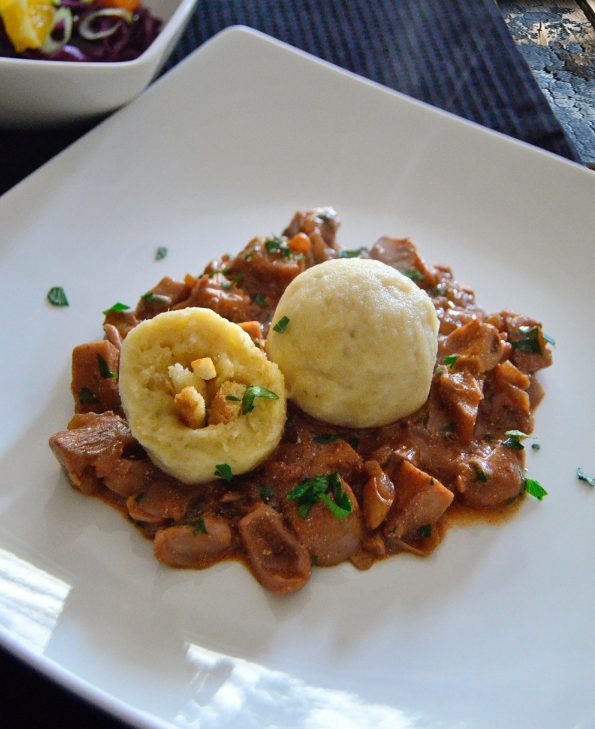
{"left": 436, "top": 366, "right": 445, "bottom": 376}
{"left": 543, "top": 332, "right": 556, "bottom": 346}
{"left": 314, "top": 433, "right": 344, "bottom": 444}
{"left": 524, "top": 478, "right": 548, "bottom": 501}
{"left": 338, "top": 247, "right": 366, "bottom": 259}
{"left": 252, "top": 294, "right": 268, "bottom": 308}
{"left": 273, "top": 315, "right": 290, "bottom": 333}
{"left": 317, "top": 210, "right": 336, "bottom": 224}
{"left": 214, "top": 463, "right": 233, "bottom": 482}
{"left": 47, "top": 287, "right": 69, "bottom": 306}
{"left": 265, "top": 236, "right": 291, "bottom": 257}
{"left": 443, "top": 354, "right": 459, "bottom": 367}
{"left": 531, "top": 443, "right": 541, "bottom": 451}
{"left": 242, "top": 385, "right": 279, "bottom": 414}
{"left": 258, "top": 485, "right": 274, "bottom": 502}
{"left": 577, "top": 468, "right": 595, "bottom": 487}
{"left": 97, "top": 354, "right": 118, "bottom": 379}
{"left": 400, "top": 268, "right": 424, "bottom": 282}
{"left": 503, "top": 430, "right": 529, "bottom": 450}
{"left": 79, "top": 387, "right": 98, "bottom": 404}
{"left": 287, "top": 472, "right": 353, "bottom": 521}
{"left": 511, "top": 326, "right": 542, "bottom": 355}
{"left": 155, "top": 246, "right": 168, "bottom": 261}
{"left": 473, "top": 466, "right": 490, "bottom": 483}
{"left": 141, "top": 291, "right": 170, "bottom": 305}
{"left": 192, "top": 517, "right": 208, "bottom": 535}
{"left": 102, "top": 302, "right": 130, "bottom": 315}
{"left": 221, "top": 282, "right": 232, "bottom": 290}
{"left": 420, "top": 524, "right": 432, "bottom": 539}
{"left": 226, "top": 395, "right": 241, "bottom": 402}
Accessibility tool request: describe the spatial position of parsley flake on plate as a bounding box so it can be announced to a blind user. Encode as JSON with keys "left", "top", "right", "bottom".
{"left": 443, "top": 354, "right": 459, "bottom": 367}
{"left": 47, "top": 287, "right": 69, "bottom": 306}
{"left": 155, "top": 246, "right": 168, "bottom": 261}
{"left": 577, "top": 468, "right": 595, "bottom": 488}
{"left": 524, "top": 478, "right": 548, "bottom": 501}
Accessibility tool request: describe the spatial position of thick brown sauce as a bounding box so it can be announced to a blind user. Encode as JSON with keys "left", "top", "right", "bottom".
{"left": 50, "top": 208, "right": 552, "bottom": 594}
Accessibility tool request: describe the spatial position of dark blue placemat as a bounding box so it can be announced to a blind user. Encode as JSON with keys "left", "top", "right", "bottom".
{"left": 163, "top": 0, "right": 581, "bottom": 162}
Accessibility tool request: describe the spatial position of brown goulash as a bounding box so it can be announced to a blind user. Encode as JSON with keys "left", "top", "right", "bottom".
{"left": 49, "top": 208, "right": 552, "bottom": 595}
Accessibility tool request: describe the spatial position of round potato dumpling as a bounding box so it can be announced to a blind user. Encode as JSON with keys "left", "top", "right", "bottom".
{"left": 119, "top": 308, "right": 286, "bottom": 484}
{"left": 266, "top": 258, "right": 438, "bottom": 427}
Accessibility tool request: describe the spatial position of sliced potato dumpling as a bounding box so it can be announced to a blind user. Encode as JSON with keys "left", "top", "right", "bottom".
{"left": 119, "top": 308, "right": 286, "bottom": 484}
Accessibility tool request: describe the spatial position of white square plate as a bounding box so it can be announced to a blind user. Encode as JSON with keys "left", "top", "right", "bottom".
{"left": 1, "top": 27, "right": 594, "bottom": 729}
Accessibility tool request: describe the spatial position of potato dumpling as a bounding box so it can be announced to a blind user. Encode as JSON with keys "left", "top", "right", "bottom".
{"left": 266, "top": 258, "right": 438, "bottom": 427}
{"left": 119, "top": 308, "right": 286, "bottom": 484}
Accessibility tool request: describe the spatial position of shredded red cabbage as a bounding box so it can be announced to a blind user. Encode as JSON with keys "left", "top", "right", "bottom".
{"left": 0, "top": 2, "right": 161, "bottom": 62}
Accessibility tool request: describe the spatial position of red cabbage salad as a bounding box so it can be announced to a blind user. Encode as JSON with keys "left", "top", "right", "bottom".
{"left": 0, "top": 0, "right": 161, "bottom": 62}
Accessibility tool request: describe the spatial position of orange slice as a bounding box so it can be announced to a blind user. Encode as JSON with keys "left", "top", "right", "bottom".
{"left": 0, "top": 0, "right": 55, "bottom": 52}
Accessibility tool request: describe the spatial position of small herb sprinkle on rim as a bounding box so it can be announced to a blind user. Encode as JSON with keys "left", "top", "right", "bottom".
{"left": 214, "top": 463, "right": 233, "bottom": 482}
{"left": 577, "top": 468, "right": 595, "bottom": 488}
{"left": 443, "top": 354, "right": 459, "bottom": 367}
{"left": 155, "top": 246, "right": 168, "bottom": 261}
{"left": 400, "top": 268, "right": 425, "bottom": 282}
{"left": 531, "top": 443, "right": 541, "bottom": 451}
{"left": 102, "top": 302, "right": 130, "bottom": 315}
{"left": 97, "top": 354, "right": 118, "bottom": 379}
{"left": 47, "top": 287, "right": 69, "bottom": 306}
{"left": 273, "top": 316, "right": 290, "bottom": 333}
{"left": 258, "top": 485, "right": 274, "bottom": 502}
{"left": 226, "top": 395, "right": 241, "bottom": 402}
{"left": 252, "top": 294, "right": 268, "bottom": 308}
{"left": 192, "top": 517, "right": 208, "bottom": 535}
{"left": 242, "top": 385, "right": 279, "bottom": 414}
{"left": 524, "top": 478, "right": 548, "bottom": 501}
{"left": 420, "top": 524, "right": 432, "bottom": 539}
{"left": 511, "top": 326, "right": 542, "bottom": 355}
{"left": 338, "top": 247, "right": 367, "bottom": 259}
{"left": 79, "top": 387, "right": 98, "bottom": 404}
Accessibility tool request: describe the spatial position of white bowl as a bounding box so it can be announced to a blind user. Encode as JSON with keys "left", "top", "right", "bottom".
{"left": 0, "top": 0, "right": 198, "bottom": 128}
